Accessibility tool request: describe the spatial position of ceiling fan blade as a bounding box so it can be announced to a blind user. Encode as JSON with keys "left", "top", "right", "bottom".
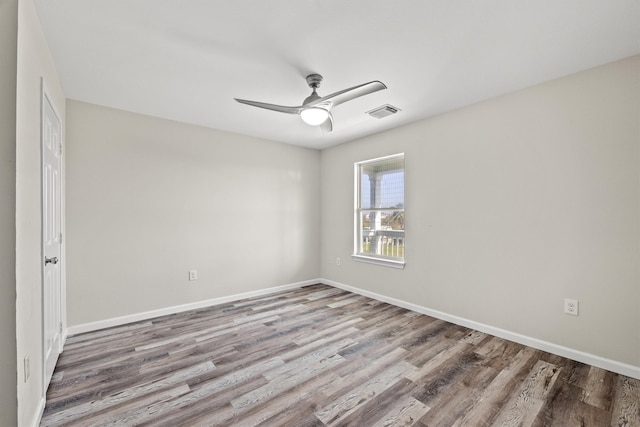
{"left": 234, "top": 98, "right": 303, "bottom": 115}
{"left": 311, "top": 81, "right": 387, "bottom": 108}
{"left": 320, "top": 111, "right": 334, "bottom": 133}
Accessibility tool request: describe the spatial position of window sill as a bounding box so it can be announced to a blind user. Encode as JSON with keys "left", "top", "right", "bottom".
{"left": 352, "top": 254, "right": 405, "bottom": 269}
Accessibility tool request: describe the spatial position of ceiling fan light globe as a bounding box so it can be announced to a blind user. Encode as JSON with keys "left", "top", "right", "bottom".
{"left": 300, "top": 107, "right": 329, "bottom": 126}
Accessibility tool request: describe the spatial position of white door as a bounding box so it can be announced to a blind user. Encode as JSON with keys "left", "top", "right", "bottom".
{"left": 42, "top": 91, "right": 62, "bottom": 387}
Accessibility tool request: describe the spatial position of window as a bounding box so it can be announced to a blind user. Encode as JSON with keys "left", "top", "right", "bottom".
{"left": 354, "top": 153, "right": 405, "bottom": 268}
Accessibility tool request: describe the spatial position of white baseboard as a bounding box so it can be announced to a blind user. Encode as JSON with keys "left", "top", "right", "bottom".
{"left": 30, "top": 397, "right": 45, "bottom": 427}
{"left": 322, "top": 278, "right": 640, "bottom": 380}
{"left": 66, "top": 279, "right": 318, "bottom": 336}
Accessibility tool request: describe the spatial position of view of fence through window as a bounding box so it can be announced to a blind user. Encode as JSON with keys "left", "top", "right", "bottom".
{"left": 356, "top": 154, "right": 405, "bottom": 261}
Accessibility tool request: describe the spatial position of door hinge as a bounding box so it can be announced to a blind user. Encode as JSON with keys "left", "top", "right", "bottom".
{"left": 59, "top": 322, "right": 63, "bottom": 334}
{"left": 59, "top": 232, "right": 62, "bottom": 244}
{"left": 58, "top": 143, "right": 63, "bottom": 155}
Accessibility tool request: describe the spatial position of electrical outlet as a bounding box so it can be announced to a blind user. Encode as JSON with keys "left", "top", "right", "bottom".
{"left": 189, "top": 270, "right": 198, "bottom": 281}
{"left": 24, "top": 355, "right": 30, "bottom": 383}
{"left": 564, "top": 298, "right": 579, "bottom": 316}
{"left": 336, "top": 257, "right": 341, "bottom": 266}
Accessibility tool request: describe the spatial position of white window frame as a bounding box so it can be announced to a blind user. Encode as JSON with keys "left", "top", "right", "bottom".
{"left": 353, "top": 153, "right": 405, "bottom": 269}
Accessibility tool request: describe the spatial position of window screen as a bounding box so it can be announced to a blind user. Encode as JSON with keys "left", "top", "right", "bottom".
{"left": 355, "top": 154, "right": 405, "bottom": 264}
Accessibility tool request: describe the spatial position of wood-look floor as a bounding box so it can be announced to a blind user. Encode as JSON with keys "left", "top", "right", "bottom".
{"left": 41, "top": 284, "right": 639, "bottom": 426}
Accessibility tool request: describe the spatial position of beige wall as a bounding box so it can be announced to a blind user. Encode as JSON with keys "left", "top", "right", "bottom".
{"left": 321, "top": 56, "right": 640, "bottom": 368}
{"left": 0, "top": 0, "right": 18, "bottom": 424}
{"left": 66, "top": 101, "right": 321, "bottom": 325}
{"left": 15, "top": 0, "right": 66, "bottom": 424}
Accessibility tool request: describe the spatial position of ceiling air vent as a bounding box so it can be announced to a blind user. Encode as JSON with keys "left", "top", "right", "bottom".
{"left": 367, "top": 104, "right": 401, "bottom": 119}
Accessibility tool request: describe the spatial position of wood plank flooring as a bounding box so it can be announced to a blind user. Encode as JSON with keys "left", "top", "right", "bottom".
{"left": 41, "top": 284, "right": 640, "bottom": 426}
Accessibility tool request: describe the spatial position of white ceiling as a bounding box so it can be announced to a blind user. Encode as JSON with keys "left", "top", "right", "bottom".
{"left": 34, "top": 0, "right": 640, "bottom": 150}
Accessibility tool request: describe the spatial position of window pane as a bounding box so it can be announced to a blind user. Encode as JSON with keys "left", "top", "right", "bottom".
{"left": 359, "top": 160, "right": 404, "bottom": 210}
{"left": 359, "top": 211, "right": 404, "bottom": 258}
{"left": 380, "top": 171, "right": 404, "bottom": 209}
{"left": 361, "top": 177, "right": 371, "bottom": 209}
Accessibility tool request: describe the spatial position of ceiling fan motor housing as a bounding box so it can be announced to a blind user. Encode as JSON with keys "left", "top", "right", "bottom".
{"left": 303, "top": 92, "right": 321, "bottom": 105}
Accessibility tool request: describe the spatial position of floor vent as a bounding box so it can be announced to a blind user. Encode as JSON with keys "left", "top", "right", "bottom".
{"left": 367, "top": 104, "right": 401, "bottom": 119}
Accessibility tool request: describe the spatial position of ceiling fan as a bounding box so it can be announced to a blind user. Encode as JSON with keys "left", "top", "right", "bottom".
{"left": 234, "top": 74, "right": 387, "bottom": 132}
